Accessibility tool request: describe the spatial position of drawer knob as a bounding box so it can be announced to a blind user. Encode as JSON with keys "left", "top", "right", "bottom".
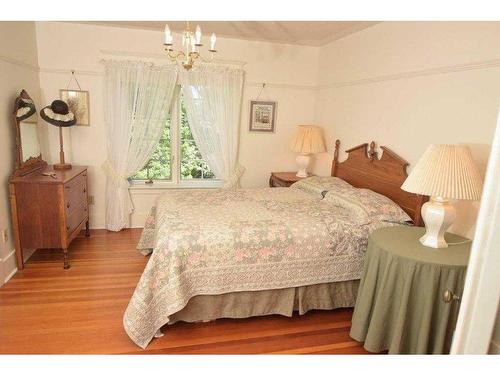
{"left": 66, "top": 203, "right": 70, "bottom": 208}
{"left": 65, "top": 186, "right": 70, "bottom": 189}
{"left": 443, "top": 289, "right": 460, "bottom": 303}
{"left": 83, "top": 188, "right": 86, "bottom": 193}
{"left": 66, "top": 225, "right": 69, "bottom": 230}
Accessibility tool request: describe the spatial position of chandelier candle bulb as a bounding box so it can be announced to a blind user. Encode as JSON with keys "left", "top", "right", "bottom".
{"left": 195, "top": 25, "right": 202, "bottom": 45}
{"left": 210, "top": 33, "right": 217, "bottom": 51}
{"left": 164, "top": 24, "right": 172, "bottom": 45}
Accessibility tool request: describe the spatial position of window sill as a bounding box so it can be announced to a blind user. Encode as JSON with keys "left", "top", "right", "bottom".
{"left": 129, "top": 180, "right": 223, "bottom": 191}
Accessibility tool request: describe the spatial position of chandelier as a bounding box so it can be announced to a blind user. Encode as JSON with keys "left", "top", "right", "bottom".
{"left": 163, "top": 22, "right": 217, "bottom": 70}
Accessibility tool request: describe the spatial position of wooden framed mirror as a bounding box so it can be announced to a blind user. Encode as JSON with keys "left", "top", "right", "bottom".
{"left": 12, "top": 89, "right": 46, "bottom": 177}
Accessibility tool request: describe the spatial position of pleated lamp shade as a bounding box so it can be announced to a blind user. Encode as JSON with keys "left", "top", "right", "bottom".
{"left": 290, "top": 125, "right": 326, "bottom": 154}
{"left": 402, "top": 144, "right": 483, "bottom": 200}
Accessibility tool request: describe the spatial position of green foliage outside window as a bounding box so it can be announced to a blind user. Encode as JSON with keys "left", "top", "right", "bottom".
{"left": 131, "top": 93, "right": 214, "bottom": 181}
{"left": 132, "top": 116, "right": 172, "bottom": 181}
{"left": 179, "top": 97, "right": 215, "bottom": 180}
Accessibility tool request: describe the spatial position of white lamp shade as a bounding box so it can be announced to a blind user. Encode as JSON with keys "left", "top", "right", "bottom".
{"left": 290, "top": 125, "right": 326, "bottom": 154}
{"left": 401, "top": 144, "right": 483, "bottom": 200}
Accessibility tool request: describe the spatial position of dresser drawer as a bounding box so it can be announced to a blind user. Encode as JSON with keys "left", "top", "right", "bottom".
{"left": 63, "top": 171, "right": 88, "bottom": 234}
{"left": 64, "top": 172, "right": 88, "bottom": 213}
{"left": 66, "top": 201, "right": 88, "bottom": 234}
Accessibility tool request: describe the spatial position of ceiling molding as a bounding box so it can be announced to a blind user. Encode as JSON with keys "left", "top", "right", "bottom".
{"left": 37, "top": 57, "right": 500, "bottom": 91}
{"left": 38, "top": 66, "right": 316, "bottom": 90}
{"left": 0, "top": 53, "right": 39, "bottom": 72}
{"left": 317, "top": 58, "right": 500, "bottom": 90}
{"left": 39, "top": 67, "right": 103, "bottom": 76}
{"left": 246, "top": 81, "right": 316, "bottom": 90}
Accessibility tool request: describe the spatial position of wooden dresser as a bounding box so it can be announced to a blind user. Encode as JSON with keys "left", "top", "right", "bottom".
{"left": 9, "top": 165, "right": 89, "bottom": 270}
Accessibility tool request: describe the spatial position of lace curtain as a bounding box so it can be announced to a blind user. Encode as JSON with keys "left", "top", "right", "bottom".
{"left": 179, "top": 65, "right": 245, "bottom": 188}
{"left": 102, "top": 60, "right": 178, "bottom": 231}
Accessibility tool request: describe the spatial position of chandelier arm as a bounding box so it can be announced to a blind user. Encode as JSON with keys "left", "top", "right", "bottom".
{"left": 196, "top": 52, "right": 216, "bottom": 63}
{"left": 189, "top": 52, "right": 200, "bottom": 60}
{"left": 167, "top": 50, "right": 185, "bottom": 59}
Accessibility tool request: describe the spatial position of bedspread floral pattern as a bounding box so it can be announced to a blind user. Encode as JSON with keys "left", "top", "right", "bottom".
{"left": 290, "top": 176, "right": 354, "bottom": 198}
{"left": 124, "top": 187, "right": 385, "bottom": 348}
{"left": 323, "top": 188, "right": 412, "bottom": 224}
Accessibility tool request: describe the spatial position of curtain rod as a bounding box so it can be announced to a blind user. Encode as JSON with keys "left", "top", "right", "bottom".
{"left": 100, "top": 49, "right": 247, "bottom": 67}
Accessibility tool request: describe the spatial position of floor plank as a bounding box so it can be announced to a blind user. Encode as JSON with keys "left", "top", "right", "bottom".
{"left": 0, "top": 229, "right": 370, "bottom": 354}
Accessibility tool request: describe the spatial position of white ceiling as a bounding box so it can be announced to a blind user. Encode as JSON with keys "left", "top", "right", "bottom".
{"left": 80, "top": 21, "right": 379, "bottom": 46}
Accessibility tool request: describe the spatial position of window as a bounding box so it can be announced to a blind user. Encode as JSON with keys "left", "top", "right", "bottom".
{"left": 131, "top": 89, "right": 218, "bottom": 188}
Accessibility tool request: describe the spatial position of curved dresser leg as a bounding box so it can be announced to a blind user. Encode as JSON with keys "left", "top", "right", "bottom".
{"left": 63, "top": 248, "right": 70, "bottom": 270}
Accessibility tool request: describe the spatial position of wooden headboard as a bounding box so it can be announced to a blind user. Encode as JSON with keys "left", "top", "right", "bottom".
{"left": 331, "top": 139, "right": 428, "bottom": 226}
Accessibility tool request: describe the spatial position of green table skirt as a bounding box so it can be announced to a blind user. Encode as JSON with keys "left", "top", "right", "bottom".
{"left": 350, "top": 228, "right": 468, "bottom": 354}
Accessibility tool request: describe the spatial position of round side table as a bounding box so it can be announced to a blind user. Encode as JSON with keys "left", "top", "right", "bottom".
{"left": 350, "top": 226, "right": 471, "bottom": 354}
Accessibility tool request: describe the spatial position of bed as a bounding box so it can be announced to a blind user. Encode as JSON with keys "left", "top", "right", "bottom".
{"left": 124, "top": 140, "right": 427, "bottom": 348}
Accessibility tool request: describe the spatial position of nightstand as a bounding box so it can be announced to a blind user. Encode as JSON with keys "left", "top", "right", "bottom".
{"left": 269, "top": 172, "right": 311, "bottom": 187}
{"left": 350, "top": 226, "right": 471, "bottom": 354}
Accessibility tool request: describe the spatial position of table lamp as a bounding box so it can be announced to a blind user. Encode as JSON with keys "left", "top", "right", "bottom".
{"left": 290, "top": 125, "right": 326, "bottom": 177}
{"left": 401, "top": 144, "right": 483, "bottom": 248}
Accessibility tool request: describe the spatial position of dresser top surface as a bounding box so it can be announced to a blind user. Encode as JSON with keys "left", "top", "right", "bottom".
{"left": 10, "top": 165, "right": 87, "bottom": 184}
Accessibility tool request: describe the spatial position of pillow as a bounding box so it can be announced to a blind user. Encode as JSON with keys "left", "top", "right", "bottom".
{"left": 290, "top": 176, "right": 354, "bottom": 198}
{"left": 323, "top": 188, "right": 412, "bottom": 225}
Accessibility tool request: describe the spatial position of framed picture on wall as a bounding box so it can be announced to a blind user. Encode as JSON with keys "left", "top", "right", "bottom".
{"left": 249, "top": 100, "right": 276, "bottom": 133}
{"left": 60, "top": 89, "right": 90, "bottom": 126}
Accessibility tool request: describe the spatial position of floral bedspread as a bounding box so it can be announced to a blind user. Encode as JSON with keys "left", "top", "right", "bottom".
{"left": 124, "top": 187, "right": 377, "bottom": 348}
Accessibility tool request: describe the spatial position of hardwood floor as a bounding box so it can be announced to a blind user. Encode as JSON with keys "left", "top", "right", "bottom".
{"left": 0, "top": 229, "right": 370, "bottom": 354}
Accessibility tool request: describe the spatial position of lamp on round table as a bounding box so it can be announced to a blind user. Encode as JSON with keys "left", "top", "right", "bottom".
{"left": 401, "top": 144, "right": 483, "bottom": 248}
{"left": 40, "top": 100, "right": 77, "bottom": 170}
{"left": 290, "top": 125, "right": 326, "bottom": 178}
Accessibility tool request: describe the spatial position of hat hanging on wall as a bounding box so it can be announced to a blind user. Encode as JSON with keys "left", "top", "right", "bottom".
{"left": 40, "top": 100, "right": 77, "bottom": 170}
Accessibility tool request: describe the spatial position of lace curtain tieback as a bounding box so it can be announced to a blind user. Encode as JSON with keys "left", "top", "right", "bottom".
{"left": 223, "top": 163, "right": 245, "bottom": 189}
{"left": 102, "top": 160, "right": 130, "bottom": 188}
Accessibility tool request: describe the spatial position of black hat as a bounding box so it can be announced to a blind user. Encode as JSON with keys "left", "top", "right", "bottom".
{"left": 40, "top": 100, "right": 76, "bottom": 127}
{"left": 16, "top": 96, "right": 36, "bottom": 122}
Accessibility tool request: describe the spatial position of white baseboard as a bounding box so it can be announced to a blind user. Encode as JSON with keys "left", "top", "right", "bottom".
{"left": 88, "top": 212, "right": 147, "bottom": 230}
{"left": 4, "top": 265, "right": 17, "bottom": 284}
{"left": 2, "top": 249, "right": 17, "bottom": 285}
{"left": 23, "top": 248, "right": 36, "bottom": 262}
{"left": 89, "top": 212, "right": 105, "bottom": 229}
{"left": 130, "top": 212, "right": 149, "bottom": 228}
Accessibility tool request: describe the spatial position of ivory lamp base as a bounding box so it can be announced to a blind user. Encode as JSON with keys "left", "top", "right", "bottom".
{"left": 295, "top": 154, "right": 310, "bottom": 178}
{"left": 420, "top": 197, "right": 457, "bottom": 248}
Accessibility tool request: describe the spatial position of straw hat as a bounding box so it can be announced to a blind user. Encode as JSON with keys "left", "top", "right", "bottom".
{"left": 40, "top": 100, "right": 76, "bottom": 127}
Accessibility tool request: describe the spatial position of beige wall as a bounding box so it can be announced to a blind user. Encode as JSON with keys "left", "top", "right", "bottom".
{"left": 35, "top": 21, "right": 319, "bottom": 228}
{"left": 314, "top": 22, "right": 500, "bottom": 238}
{"left": 0, "top": 22, "right": 42, "bottom": 284}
